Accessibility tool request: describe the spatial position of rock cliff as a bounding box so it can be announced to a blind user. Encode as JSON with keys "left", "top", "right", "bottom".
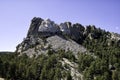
{"left": 1, "top": 17, "right": 120, "bottom": 80}
{"left": 16, "top": 17, "right": 120, "bottom": 57}
{"left": 16, "top": 17, "right": 87, "bottom": 57}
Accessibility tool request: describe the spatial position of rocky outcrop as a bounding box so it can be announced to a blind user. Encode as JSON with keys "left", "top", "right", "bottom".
{"left": 111, "top": 32, "right": 120, "bottom": 40}
{"left": 27, "top": 17, "right": 86, "bottom": 38}
{"left": 18, "top": 35, "right": 87, "bottom": 57}
{"left": 39, "top": 19, "right": 60, "bottom": 33}
{"left": 27, "top": 17, "right": 43, "bottom": 36}
{"left": 60, "top": 58, "right": 83, "bottom": 80}
{"left": 16, "top": 17, "right": 88, "bottom": 57}
{"left": 46, "top": 35, "right": 86, "bottom": 55}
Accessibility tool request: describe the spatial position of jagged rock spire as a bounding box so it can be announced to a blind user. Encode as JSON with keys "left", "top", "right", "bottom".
{"left": 27, "top": 17, "right": 43, "bottom": 36}
{"left": 16, "top": 17, "right": 87, "bottom": 54}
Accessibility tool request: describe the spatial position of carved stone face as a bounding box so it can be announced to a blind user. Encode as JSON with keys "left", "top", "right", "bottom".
{"left": 38, "top": 19, "right": 60, "bottom": 33}
{"left": 59, "top": 23, "right": 70, "bottom": 34}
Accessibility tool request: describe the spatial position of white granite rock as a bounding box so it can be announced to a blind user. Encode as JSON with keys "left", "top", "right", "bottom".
{"left": 38, "top": 19, "right": 60, "bottom": 33}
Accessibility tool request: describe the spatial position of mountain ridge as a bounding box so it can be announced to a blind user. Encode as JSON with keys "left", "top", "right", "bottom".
{"left": 16, "top": 17, "right": 88, "bottom": 56}
{"left": 0, "top": 17, "right": 120, "bottom": 80}
{"left": 16, "top": 17, "right": 120, "bottom": 57}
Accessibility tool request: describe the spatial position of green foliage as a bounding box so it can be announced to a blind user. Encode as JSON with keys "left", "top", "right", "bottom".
{"left": 79, "top": 26, "right": 120, "bottom": 80}
{"left": 0, "top": 50, "right": 74, "bottom": 80}
{"left": 66, "top": 72, "right": 72, "bottom": 80}
{"left": 78, "top": 53, "right": 94, "bottom": 72}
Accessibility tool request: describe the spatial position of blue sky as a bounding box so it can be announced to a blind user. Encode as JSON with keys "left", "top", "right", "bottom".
{"left": 0, "top": 0, "right": 120, "bottom": 51}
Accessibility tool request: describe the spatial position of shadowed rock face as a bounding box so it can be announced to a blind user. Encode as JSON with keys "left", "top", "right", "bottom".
{"left": 27, "top": 17, "right": 43, "bottom": 36}
{"left": 15, "top": 17, "right": 95, "bottom": 56}
{"left": 27, "top": 17, "right": 85, "bottom": 38}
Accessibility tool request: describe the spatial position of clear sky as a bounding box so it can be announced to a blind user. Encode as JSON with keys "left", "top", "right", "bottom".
{"left": 0, "top": 0, "right": 120, "bottom": 51}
